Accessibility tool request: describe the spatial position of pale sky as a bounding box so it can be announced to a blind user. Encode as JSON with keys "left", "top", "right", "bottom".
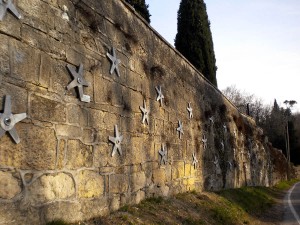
{"left": 148, "top": 0, "right": 300, "bottom": 112}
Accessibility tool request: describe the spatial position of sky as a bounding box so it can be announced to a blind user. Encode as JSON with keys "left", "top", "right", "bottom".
{"left": 147, "top": 0, "right": 300, "bottom": 112}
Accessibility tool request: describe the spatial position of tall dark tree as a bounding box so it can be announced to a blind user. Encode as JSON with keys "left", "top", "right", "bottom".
{"left": 175, "top": 0, "right": 217, "bottom": 86}
{"left": 125, "top": 0, "right": 151, "bottom": 23}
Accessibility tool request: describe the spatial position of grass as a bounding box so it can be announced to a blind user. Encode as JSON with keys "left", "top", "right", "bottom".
{"left": 274, "top": 179, "right": 299, "bottom": 190}
{"left": 217, "top": 186, "right": 275, "bottom": 215}
{"left": 49, "top": 179, "right": 299, "bottom": 225}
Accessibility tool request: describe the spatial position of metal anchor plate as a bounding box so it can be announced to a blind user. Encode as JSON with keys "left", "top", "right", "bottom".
{"left": 109, "top": 125, "right": 123, "bottom": 157}
{"left": 159, "top": 144, "right": 167, "bottom": 165}
{"left": 0, "top": 95, "right": 26, "bottom": 144}
{"left": 66, "top": 63, "right": 90, "bottom": 103}
{"left": 139, "top": 100, "right": 149, "bottom": 125}
{"left": 0, "top": 0, "right": 21, "bottom": 21}
{"left": 107, "top": 47, "right": 121, "bottom": 77}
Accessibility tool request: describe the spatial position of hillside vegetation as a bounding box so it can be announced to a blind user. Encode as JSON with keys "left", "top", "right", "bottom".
{"left": 48, "top": 179, "right": 298, "bottom": 225}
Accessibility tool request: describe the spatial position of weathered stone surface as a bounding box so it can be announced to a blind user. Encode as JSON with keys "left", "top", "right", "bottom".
{"left": 172, "top": 162, "right": 185, "bottom": 180}
{"left": 43, "top": 201, "right": 82, "bottom": 223}
{"left": 56, "top": 124, "right": 82, "bottom": 138}
{"left": 81, "top": 198, "right": 109, "bottom": 220}
{"left": 152, "top": 168, "right": 166, "bottom": 186}
{"left": 65, "top": 140, "right": 93, "bottom": 169}
{"left": 78, "top": 170, "right": 104, "bottom": 198}
{"left": 0, "top": 171, "right": 21, "bottom": 199}
{"left": 10, "top": 40, "right": 40, "bottom": 84}
{"left": 0, "top": 34, "right": 9, "bottom": 75}
{"left": 0, "top": 124, "right": 56, "bottom": 170}
{"left": 130, "top": 171, "right": 146, "bottom": 192}
{"left": 28, "top": 173, "right": 75, "bottom": 204}
{"left": 31, "top": 94, "right": 66, "bottom": 123}
{"left": 109, "top": 174, "right": 128, "bottom": 194}
{"left": 56, "top": 139, "right": 66, "bottom": 169}
{"left": 0, "top": 202, "right": 41, "bottom": 225}
{"left": 0, "top": 13, "right": 21, "bottom": 39}
{"left": 67, "top": 104, "right": 88, "bottom": 126}
{"left": 0, "top": 82, "right": 28, "bottom": 113}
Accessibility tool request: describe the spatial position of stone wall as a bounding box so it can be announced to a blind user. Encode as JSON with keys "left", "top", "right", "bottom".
{"left": 0, "top": 0, "right": 287, "bottom": 224}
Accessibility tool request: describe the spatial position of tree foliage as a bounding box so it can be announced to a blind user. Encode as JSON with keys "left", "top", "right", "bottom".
{"left": 222, "top": 86, "right": 300, "bottom": 165}
{"left": 222, "top": 85, "right": 271, "bottom": 124}
{"left": 125, "top": 0, "right": 151, "bottom": 23}
{"left": 175, "top": 0, "right": 217, "bottom": 86}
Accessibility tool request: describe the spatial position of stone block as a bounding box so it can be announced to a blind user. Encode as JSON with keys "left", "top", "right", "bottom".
{"left": 94, "top": 143, "right": 110, "bottom": 168}
{"left": 132, "top": 190, "right": 145, "bottom": 204}
{"left": 185, "top": 163, "right": 192, "bottom": 177}
{"left": 142, "top": 137, "right": 155, "bottom": 161}
{"left": 0, "top": 171, "right": 22, "bottom": 199}
{"left": 10, "top": 40, "right": 40, "bottom": 84}
{"left": 55, "top": 124, "right": 82, "bottom": 139}
{"left": 154, "top": 119, "right": 164, "bottom": 136}
{"left": 0, "top": 34, "right": 9, "bottom": 75}
{"left": 77, "top": 170, "right": 104, "bottom": 198}
{"left": 31, "top": 94, "right": 66, "bottom": 123}
{"left": 126, "top": 137, "right": 145, "bottom": 165}
{"left": 0, "top": 124, "right": 56, "bottom": 170}
{"left": 67, "top": 103, "right": 89, "bottom": 126}
{"left": 130, "top": 171, "right": 146, "bottom": 192}
{"left": 66, "top": 140, "right": 93, "bottom": 169}
{"left": 169, "top": 143, "right": 184, "bottom": 160}
{"left": 152, "top": 168, "right": 166, "bottom": 186}
{"left": 21, "top": 24, "right": 66, "bottom": 58}
{"left": 81, "top": 197, "right": 109, "bottom": 220}
{"left": 102, "top": 112, "right": 121, "bottom": 131}
{"left": 82, "top": 128, "right": 96, "bottom": 144}
{"left": 127, "top": 70, "right": 144, "bottom": 92}
{"left": 50, "top": 59, "right": 71, "bottom": 95}
{"left": 0, "top": 12, "right": 21, "bottom": 39}
{"left": 172, "top": 161, "right": 185, "bottom": 180}
{"left": 110, "top": 194, "right": 121, "bottom": 211}
{"left": 0, "top": 83, "right": 27, "bottom": 113}
{"left": 129, "top": 89, "right": 143, "bottom": 113}
{"left": 56, "top": 139, "right": 66, "bottom": 169}
{"left": 28, "top": 173, "right": 75, "bottom": 204}
{"left": 94, "top": 75, "right": 123, "bottom": 106}
{"left": 89, "top": 108, "right": 105, "bottom": 130}
{"left": 109, "top": 174, "right": 128, "bottom": 194}
{"left": 43, "top": 201, "right": 82, "bottom": 224}
{"left": 0, "top": 202, "right": 40, "bottom": 225}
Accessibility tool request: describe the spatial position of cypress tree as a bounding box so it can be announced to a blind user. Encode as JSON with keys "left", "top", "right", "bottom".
{"left": 124, "top": 0, "right": 151, "bottom": 23}
{"left": 175, "top": 0, "right": 217, "bottom": 86}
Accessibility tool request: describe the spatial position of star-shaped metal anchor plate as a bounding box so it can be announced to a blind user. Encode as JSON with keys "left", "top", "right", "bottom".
{"left": 187, "top": 102, "right": 193, "bottom": 119}
{"left": 176, "top": 120, "right": 184, "bottom": 139}
{"left": 139, "top": 100, "right": 149, "bottom": 125}
{"left": 109, "top": 125, "right": 123, "bottom": 157}
{"left": 227, "top": 161, "right": 233, "bottom": 171}
{"left": 159, "top": 144, "right": 167, "bottom": 165}
{"left": 202, "top": 134, "right": 207, "bottom": 150}
{"left": 0, "top": 0, "right": 22, "bottom": 21}
{"left": 220, "top": 141, "right": 224, "bottom": 151}
{"left": 0, "top": 95, "right": 26, "bottom": 144}
{"left": 209, "top": 116, "right": 214, "bottom": 125}
{"left": 107, "top": 47, "right": 121, "bottom": 77}
{"left": 155, "top": 85, "right": 164, "bottom": 106}
{"left": 66, "top": 63, "right": 90, "bottom": 103}
{"left": 223, "top": 123, "right": 227, "bottom": 133}
{"left": 192, "top": 152, "right": 198, "bottom": 169}
{"left": 213, "top": 156, "right": 219, "bottom": 166}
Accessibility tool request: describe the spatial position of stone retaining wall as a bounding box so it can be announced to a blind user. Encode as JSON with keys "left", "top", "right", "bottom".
{"left": 0, "top": 0, "right": 287, "bottom": 224}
